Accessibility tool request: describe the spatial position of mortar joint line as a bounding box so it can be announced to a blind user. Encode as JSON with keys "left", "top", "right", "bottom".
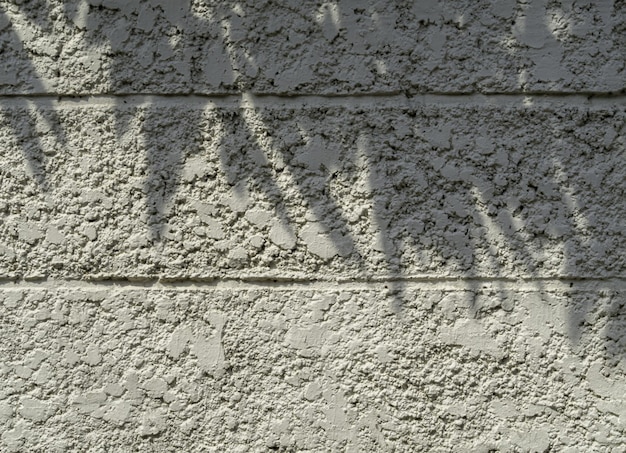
{"left": 0, "top": 276, "right": 624, "bottom": 291}
{"left": 1, "top": 91, "right": 625, "bottom": 108}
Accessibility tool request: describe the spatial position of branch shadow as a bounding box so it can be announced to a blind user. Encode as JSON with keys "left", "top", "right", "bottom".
{"left": 0, "top": 7, "right": 67, "bottom": 193}
{"left": 1, "top": 1, "right": 623, "bottom": 366}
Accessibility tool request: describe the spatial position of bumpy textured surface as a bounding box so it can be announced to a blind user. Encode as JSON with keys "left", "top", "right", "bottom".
{"left": 1, "top": 0, "right": 625, "bottom": 94}
{"left": 1, "top": 284, "right": 625, "bottom": 452}
{"left": 1, "top": 101, "right": 624, "bottom": 280}
{"left": 1, "top": 0, "right": 625, "bottom": 451}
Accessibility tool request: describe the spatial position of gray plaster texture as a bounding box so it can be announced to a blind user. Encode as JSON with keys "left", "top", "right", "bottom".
{"left": 0, "top": 0, "right": 624, "bottom": 95}
{"left": 1, "top": 283, "right": 625, "bottom": 452}
{"left": 1, "top": 0, "right": 626, "bottom": 451}
{"left": 0, "top": 101, "right": 624, "bottom": 280}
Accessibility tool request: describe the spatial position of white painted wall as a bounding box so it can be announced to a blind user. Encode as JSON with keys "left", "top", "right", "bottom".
{"left": 0, "top": 1, "right": 624, "bottom": 451}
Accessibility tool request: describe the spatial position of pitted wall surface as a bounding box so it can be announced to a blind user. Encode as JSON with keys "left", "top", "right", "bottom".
{"left": 1, "top": 282, "right": 625, "bottom": 452}
{"left": 1, "top": 100, "right": 624, "bottom": 280}
{"left": 1, "top": 1, "right": 624, "bottom": 94}
{"left": 0, "top": 1, "right": 625, "bottom": 452}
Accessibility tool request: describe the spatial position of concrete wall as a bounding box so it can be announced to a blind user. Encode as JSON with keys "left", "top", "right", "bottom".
{"left": 0, "top": 1, "right": 624, "bottom": 451}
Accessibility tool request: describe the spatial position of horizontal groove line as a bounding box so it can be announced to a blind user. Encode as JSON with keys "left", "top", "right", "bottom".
{"left": 0, "top": 92, "right": 625, "bottom": 109}
{"left": 2, "top": 91, "right": 625, "bottom": 97}
{"left": 0, "top": 276, "right": 624, "bottom": 292}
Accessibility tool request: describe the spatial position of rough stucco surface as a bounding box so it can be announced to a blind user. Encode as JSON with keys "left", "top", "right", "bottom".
{"left": 0, "top": 0, "right": 625, "bottom": 452}
{"left": 1, "top": 0, "right": 625, "bottom": 94}
{"left": 1, "top": 103, "right": 624, "bottom": 279}
{"left": 1, "top": 284, "right": 625, "bottom": 452}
